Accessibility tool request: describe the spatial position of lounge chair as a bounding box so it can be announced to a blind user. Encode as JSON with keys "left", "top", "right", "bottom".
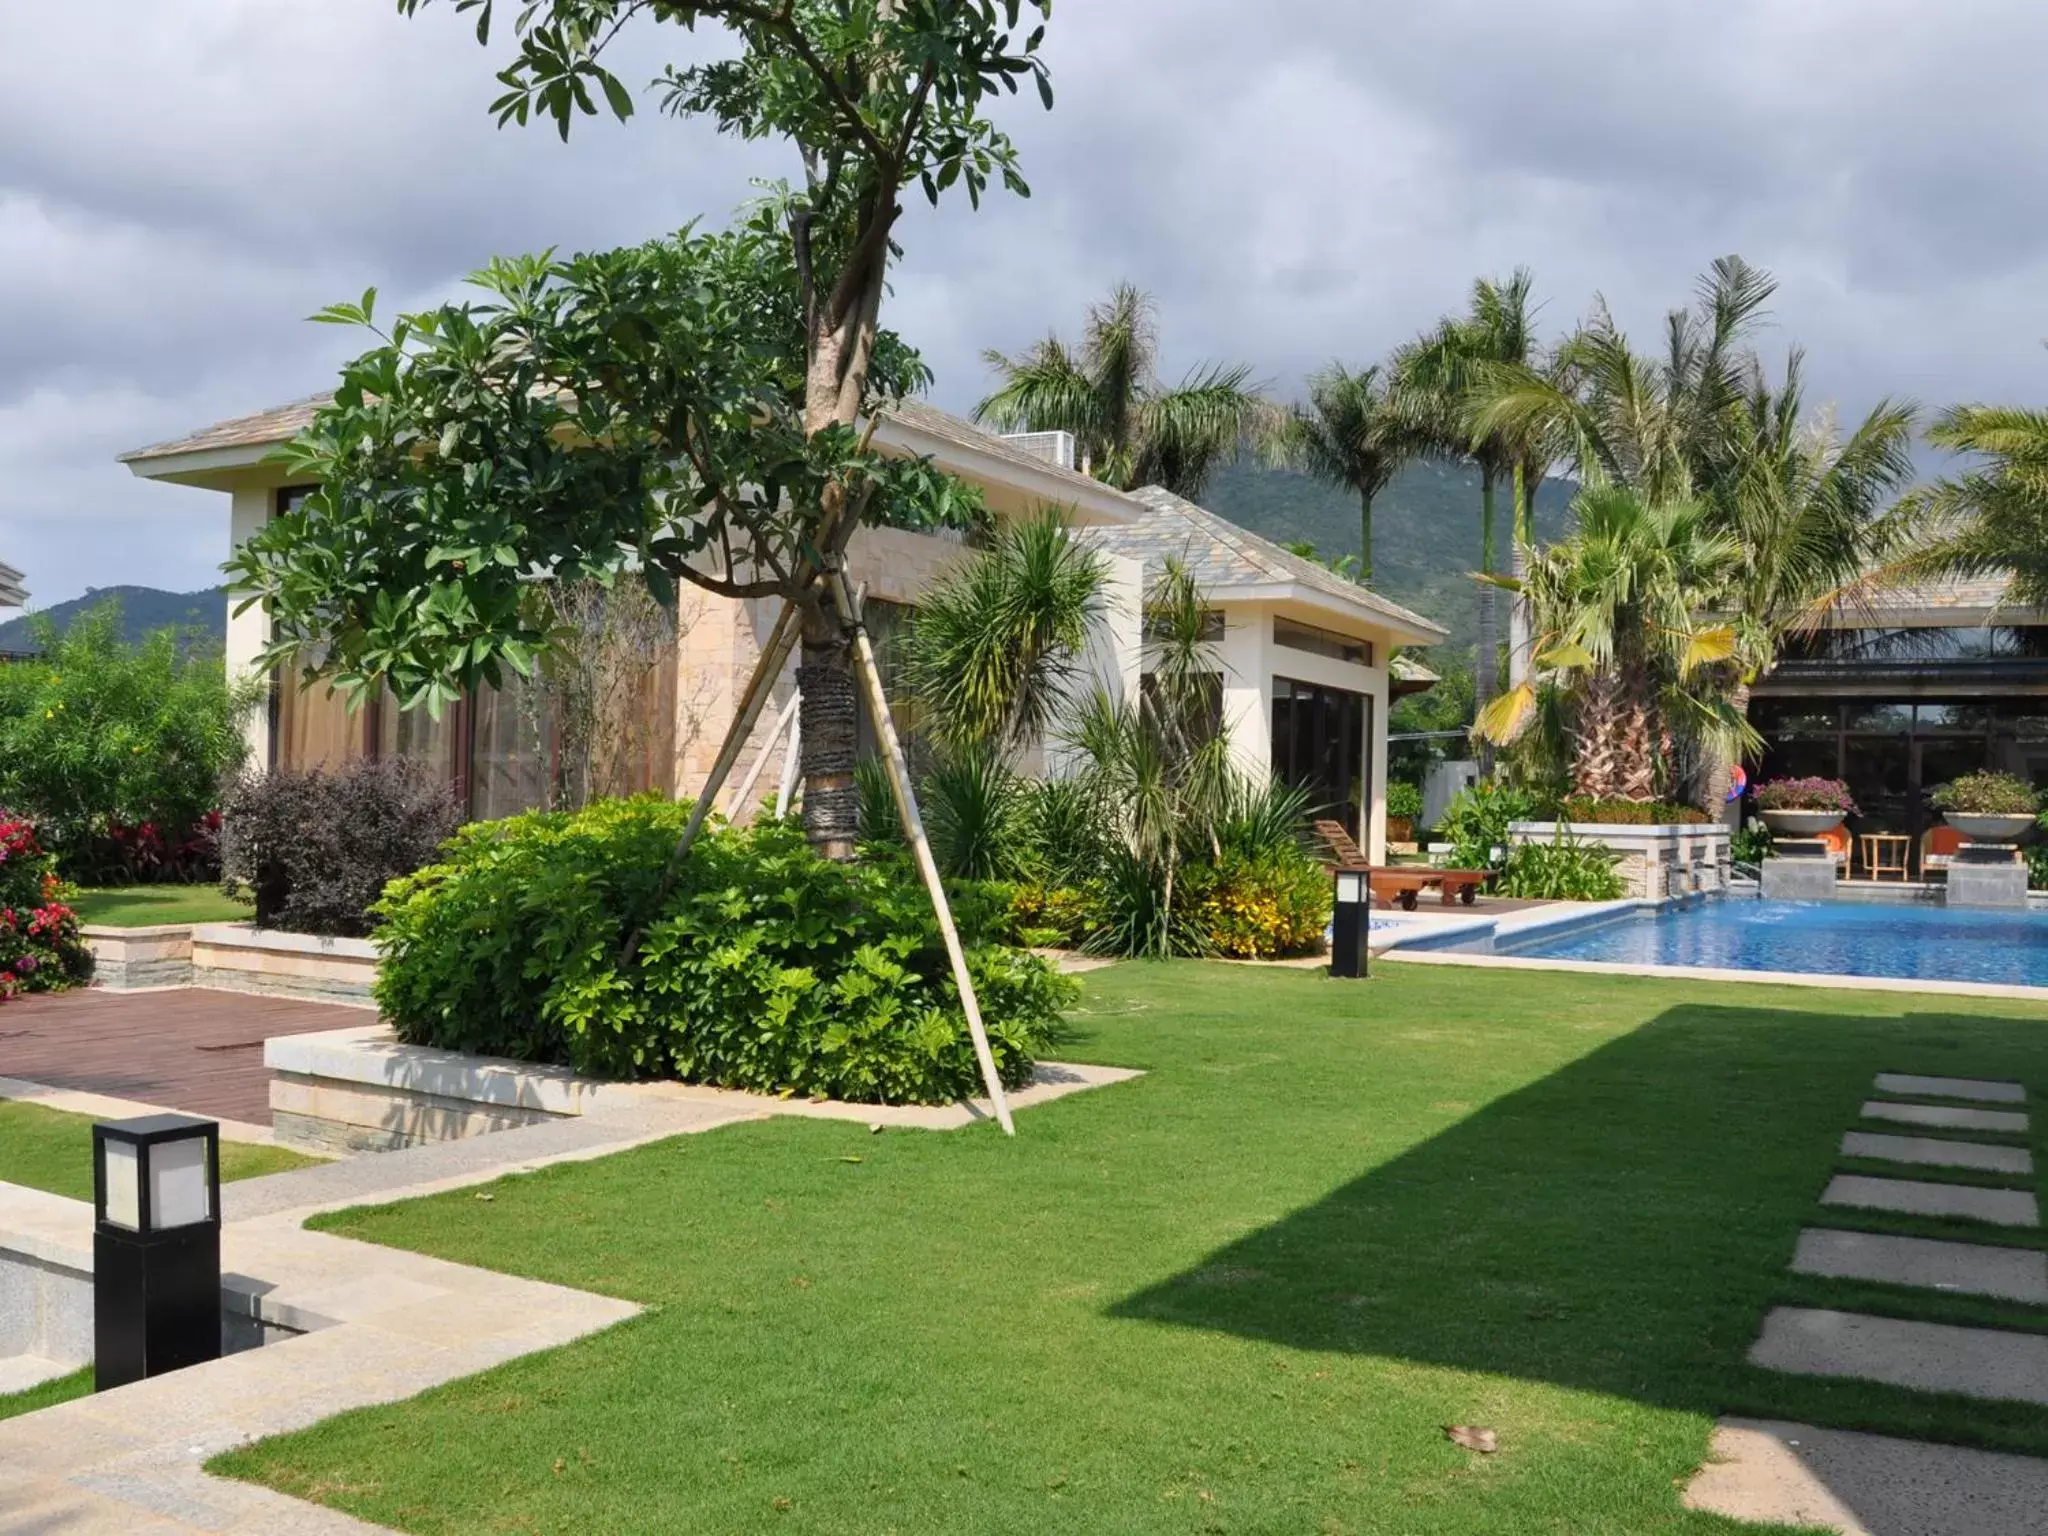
{"left": 1311, "top": 819, "right": 1489, "bottom": 910}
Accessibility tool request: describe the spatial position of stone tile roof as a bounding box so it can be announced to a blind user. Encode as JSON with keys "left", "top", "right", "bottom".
{"left": 880, "top": 398, "right": 1124, "bottom": 499}
{"left": 1092, "top": 485, "right": 1447, "bottom": 640}
{"left": 120, "top": 395, "right": 330, "bottom": 463}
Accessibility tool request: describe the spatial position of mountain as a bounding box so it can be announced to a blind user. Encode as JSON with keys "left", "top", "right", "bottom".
{"left": 0, "top": 586, "right": 228, "bottom": 653}
{"left": 1202, "top": 459, "right": 1577, "bottom": 662}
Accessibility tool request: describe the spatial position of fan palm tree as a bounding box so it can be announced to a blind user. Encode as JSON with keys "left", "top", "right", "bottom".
{"left": 1394, "top": 270, "right": 1543, "bottom": 719}
{"left": 1477, "top": 486, "right": 1752, "bottom": 801}
{"left": 974, "top": 284, "right": 1271, "bottom": 500}
{"left": 1266, "top": 363, "right": 1418, "bottom": 583}
{"left": 1882, "top": 400, "right": 2048, "bottom": 607}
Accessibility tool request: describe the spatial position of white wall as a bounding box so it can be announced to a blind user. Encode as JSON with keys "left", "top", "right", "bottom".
{"left": 226, "top": 485, "right": 273, "bottom": 768}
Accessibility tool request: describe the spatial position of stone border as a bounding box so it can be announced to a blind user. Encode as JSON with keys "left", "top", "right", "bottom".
{"left": 264, "top": 1023, "right": 1144, "bottom": 1153}
{"left": 1508, "top": 819, "right": 1731, "bottom": 900}
{"left": 0, "top": 1074, "right": 279, "bottom": 1147}
{"left": 191, "top": 923, "right": 379, "bottom": 1005}
{"left": 80, "top": 924, "right": 194, "bottom": 990}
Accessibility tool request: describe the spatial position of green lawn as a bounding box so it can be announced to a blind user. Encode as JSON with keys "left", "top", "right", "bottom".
{"left": 211, "top": 962, "right": 2048, "bottom": 1534}
{"left": 71, "top": 884, "right": 249, "bottom": 927}
{"left": 0, "top": 1366, "right": 92, "bottom": 1425}
{"left": 0, "top": 1098, "right": 320, "bottom": 1201}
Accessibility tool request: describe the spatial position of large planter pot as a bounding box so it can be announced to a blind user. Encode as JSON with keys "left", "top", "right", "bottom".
{"left": 1942, "top": 812, "right": 2038, "bottom": 843}
{"left": 1386, "top": 816, "right": 1415, "bottom": 844}
{"left": 1757, "top": 809, "right": 1846, "bottom": 837}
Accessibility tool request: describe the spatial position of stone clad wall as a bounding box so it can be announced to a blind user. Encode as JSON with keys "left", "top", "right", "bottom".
{"left": 1509, "top": 821, "right": 1733, "bottom": 902}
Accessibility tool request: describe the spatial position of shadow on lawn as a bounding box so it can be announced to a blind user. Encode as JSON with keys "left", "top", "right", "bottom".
{"left": 1111, "top": 1002, "right": 2047, "bottom": 1418}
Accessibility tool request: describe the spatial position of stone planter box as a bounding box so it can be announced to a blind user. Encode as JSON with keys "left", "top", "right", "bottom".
{"left": 190, "top": 923, "right": 378, "bottom": 1005}
{"left": 1757, "top": 809, "right": 1847, "bottom": 838}
{"left": 1508, "top": 821, "right": 1732, "bottom": 902}
{"left": 81, "top": 924, "right": 195, "bottom": 990}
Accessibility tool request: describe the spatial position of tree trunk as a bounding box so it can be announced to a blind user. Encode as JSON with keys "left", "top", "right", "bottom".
{"left": 1614, "top": 657, "right": 1659, "bottom": 802}
{"left": 1571, "top": 669, "right": 1620, "bottom": 800}
{"left": 795, "top": 600, "right": 860, "bottom": 859}
{"left": 1507, "top": 462, "right": 1533, "bottom": 692}
{"left": 1700, "top": 678, "right": 1752, "bottom": 818}
{"left": 1475, "top": 470, "right": 1498, "bottom": 771}
{"left": 1358, "top": 491, "right": 1374, "bottom": 586}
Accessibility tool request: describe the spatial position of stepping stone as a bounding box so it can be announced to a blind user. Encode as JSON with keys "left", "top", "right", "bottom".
{"left": 1792, "top": 1228, "right": 2048, "bottom": 1303}
{"left": 1685, "top": 1416, "right": 2048, "bottom": 1536}
{"left": 1874, "top": 1072, "right": 2026, "bottom": 1105}
{"left": 1750, "top": 1307, "right": 2048, "bottom": 1405}
{"left": 1861, "top": 1099, "right": 2029, "bottom": 1134}
{"left": 1841, "top": 1130, "right": 2034, "bottom": 1176}
{"left": 1821, "top": 1174, "right": 2040, "bottom": 1227}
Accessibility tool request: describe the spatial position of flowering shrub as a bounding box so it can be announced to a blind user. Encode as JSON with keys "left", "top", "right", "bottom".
{"left": 1928, "top": 771, "right": 2041, "bottom": 816}
{"left": 374, "top": 797, "right": 1072, "bottom": 1104}
{"left": 1005, "top": 880, "right": 1104, "bottom": 949}
{"left": 0, "top": 812, "right": 93, "bottom": 999}
{"left": 1180, "top": 850, "right": 1331, "bottom": 959}
{"left": 1752, "top": 777, "right": 1857, "bottom": 815}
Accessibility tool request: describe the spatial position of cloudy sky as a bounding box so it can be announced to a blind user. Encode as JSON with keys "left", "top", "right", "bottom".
{"left": 5, "top": 0, "right": 2046, "bottom": 608}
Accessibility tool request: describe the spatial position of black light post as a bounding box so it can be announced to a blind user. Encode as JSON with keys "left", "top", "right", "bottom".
{"left": 1330, "top": 869, "right": 1370, "bottom": 979}
{"left": 92, "top": 1114, "right": 222, "bottom": 1391}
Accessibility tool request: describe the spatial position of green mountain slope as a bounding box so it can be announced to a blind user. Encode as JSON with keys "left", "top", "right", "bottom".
{"left": 0, "top": 586, "right": 227, "bottom": 653}
{"left": 1203, "top": 459, "right": 1576, "bottom": 658}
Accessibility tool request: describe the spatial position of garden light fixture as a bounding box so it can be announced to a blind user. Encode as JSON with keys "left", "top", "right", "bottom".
{"left": 92, "top": 1113, "right": 222, "bottom": 1390}
{"left": 1330, "top": 870, "right": 1369, "bottom": 979}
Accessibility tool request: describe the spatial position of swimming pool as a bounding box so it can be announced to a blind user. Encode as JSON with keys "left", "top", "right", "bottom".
{"left": 1479, "top": 898, "right": 2048, "bottom": 989}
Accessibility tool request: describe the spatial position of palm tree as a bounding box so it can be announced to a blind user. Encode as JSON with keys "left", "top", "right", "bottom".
{"left": 1266, "top": 364, "right": 1417, "bottom": 583}
{"left": 975, "top": 284, "right": 1271, "bottom": 500}
{"left": 1394, "top": 270, "right": 1543, "bottom": 720}
{"left": 1883, "top": 400, "right": 2048, "bottom": 606}
{"left": 1477, "top": 486, "right": 1751, "bottom": 801}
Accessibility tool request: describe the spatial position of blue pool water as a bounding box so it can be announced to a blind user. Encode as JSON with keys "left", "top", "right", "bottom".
{"left": 1490, "top": 898, "right": 2048, "bottom": 989}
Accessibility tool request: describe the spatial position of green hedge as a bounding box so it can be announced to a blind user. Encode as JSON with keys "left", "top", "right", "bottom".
{"left": 372, "top": 797, "right": 1073, "bottom": 1105}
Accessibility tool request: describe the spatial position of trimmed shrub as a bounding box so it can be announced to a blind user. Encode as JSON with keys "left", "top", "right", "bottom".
{"left": 0, "top": 811, "right": 93, "bottom": 997}
{"left": 219, "top": 759, "right": 462, "bottom": 937}
{"left": 1929, "top": 771, "right": 2041, "bottom": 816}
{"left": 0, "top": 602, "right": 254, "bottom": 882}
{"left": 1437, "top": 782, "right": 1538, "bottom": 873}
{"left": 1005, "top": 880, "right": 1103, "bottom": 949}
{"left": 372, "top": 797, "right": 1073, "bottom": 1103}
{"left": 1385, "top": 781, "right": 1424, "bottom": 821}
{"left": 1496, "top": 825, "right": 1627, "bottom": 901}
{"left": 1557, "top": 796, "right": 1709, "bottom": 826}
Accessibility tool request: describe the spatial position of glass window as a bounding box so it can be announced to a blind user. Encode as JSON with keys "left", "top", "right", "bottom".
{"left": 272, "top": 651, "right": 375, "bottom": 772}
{"left": 1273, "top": 617, "right": 1373, "bottom": 667}
{"left": 1751, "top": 702, "right": 1838, "bottom": 739}
{"left": 1914, "top": 703, "right": 1991, "bottom": 735}
{"left": 1843, "top": 702, "right": 1913, "bottom": 734}
{"left": 1270, "top": 677, "right": 1370, "bottom": 838}
{"left": 390, "top": 695, "right": 462, "bottom": 784}
{"left": 470, "top": 672, "right": 556, "bottom": 820}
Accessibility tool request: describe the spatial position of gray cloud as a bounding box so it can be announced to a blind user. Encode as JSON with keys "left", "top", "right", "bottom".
{"left": 5, "top": 0, "right": 2047, "bottom": 608}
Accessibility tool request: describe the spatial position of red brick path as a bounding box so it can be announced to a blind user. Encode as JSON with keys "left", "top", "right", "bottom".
{"left": 0, "top": 989, "right": 364, "bottom": 1125}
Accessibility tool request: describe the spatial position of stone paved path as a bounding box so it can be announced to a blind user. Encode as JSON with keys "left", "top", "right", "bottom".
{"left": 1688, "top": 1071, "right": 2048, "bottom": 1533}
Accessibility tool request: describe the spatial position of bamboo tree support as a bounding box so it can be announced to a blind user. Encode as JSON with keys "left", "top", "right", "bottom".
{"left": 829, "top": 564, "right": 1016, "bottom": 1135}
{"left": 773, "top": 701, "right": 802, "bottom": 818}
{"left": 729, "top": 690, "right": 801, "bottom": 821}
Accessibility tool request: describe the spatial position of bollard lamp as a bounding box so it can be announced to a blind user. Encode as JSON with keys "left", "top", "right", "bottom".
{"left": 1330, "top": 869, "right": 1370, "bottom": 979}
{"left": 92, "top": 1114, "right": 222, "bottom": 1390}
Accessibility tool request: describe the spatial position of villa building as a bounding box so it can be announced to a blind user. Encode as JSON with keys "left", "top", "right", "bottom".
{"left": 120, "top": 398, "right": 1444, "bottom": 861}
{"left": 0, "top": 562, "right": 26, "bottom": 609}
{"left": 1748, "top": 575, "right": 2048, "bottom": 866}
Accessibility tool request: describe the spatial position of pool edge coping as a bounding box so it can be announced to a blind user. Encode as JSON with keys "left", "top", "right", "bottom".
{"left": 1378, "top": 945, "right": 2048, "bottom": 1002}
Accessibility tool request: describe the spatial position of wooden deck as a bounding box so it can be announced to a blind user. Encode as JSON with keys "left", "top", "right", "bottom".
{"left": 0, "top": 988, "right": 365, "bottom": 1125}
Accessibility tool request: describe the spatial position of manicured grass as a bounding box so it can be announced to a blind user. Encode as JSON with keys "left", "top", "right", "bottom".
{"left": 0, "top": 1366, "right": 92, "bottom": 1424}
{"left": 0, "top": 1099, "right": 319, "bottom": 1201}
{"left": 71, "top": 883, "right": 249, "bottom": 927}
{"left": 212, "top": 963, "right": 2048, "bottom": 1534}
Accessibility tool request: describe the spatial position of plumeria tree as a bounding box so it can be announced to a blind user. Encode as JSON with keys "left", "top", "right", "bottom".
{"left": 235, "top": 0, "right": 1055, "bottom": 859}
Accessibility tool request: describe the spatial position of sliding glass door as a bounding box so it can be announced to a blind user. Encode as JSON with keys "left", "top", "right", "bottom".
{"left": 1270, "top": 677, "right": 1371, "bottom": 838}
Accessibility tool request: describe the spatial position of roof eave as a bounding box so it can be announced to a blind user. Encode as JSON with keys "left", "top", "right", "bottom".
{"left": 121, "top": 440, "right": 282, "bottom": 487}
{"left": 871, "top": 414, "right": 1136, "bottom": 528}
{"left": 1199, "top": 579, "right": 1448, "bottom": 647}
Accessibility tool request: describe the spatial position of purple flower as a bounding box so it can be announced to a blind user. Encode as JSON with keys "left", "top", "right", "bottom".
{"left": 16, "top": 954, "right": 38, "bottom": 974}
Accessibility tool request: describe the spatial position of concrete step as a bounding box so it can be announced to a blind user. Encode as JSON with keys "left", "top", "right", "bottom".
{"left": 1822, "top": 1174, "right": 2040, "bottom": 1228}
{"left": 1840, "top": 1131, "right": 2034, "bottom": 1177}
{"left": 1792, "top": 1227, "right": 2048, "bottom": 1303}
{"left": 1750, "top": 1307, "right": 2048, "bottom": 1406}
{"left": 1685, "top": 1416, "right": 2048, "bottom": 1536}
{"left": 1874, "top": 1073, "right": 2026, "bottom": 1105}
{"left": 1860, "top": 1100, "right": 2029, "bottom": 1135}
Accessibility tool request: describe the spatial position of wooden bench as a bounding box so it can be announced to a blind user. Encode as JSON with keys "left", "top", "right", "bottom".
{"left": 1311, "top": 819, "right": 1490, "bottom": 909}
